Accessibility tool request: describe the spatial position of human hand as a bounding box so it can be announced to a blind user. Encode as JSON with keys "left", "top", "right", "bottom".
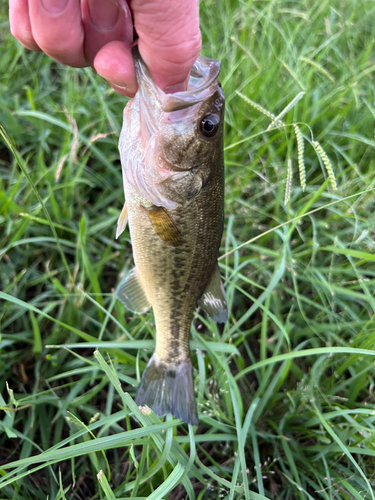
{"left": 9, "top": 0, "right": 201, "bottom": 96}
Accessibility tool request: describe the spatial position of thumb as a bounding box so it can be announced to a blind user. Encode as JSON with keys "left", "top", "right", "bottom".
{"left": 132, "top": 0, "right": 201, "bottom": 92}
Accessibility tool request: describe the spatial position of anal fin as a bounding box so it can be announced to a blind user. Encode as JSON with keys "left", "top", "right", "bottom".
{"left": 198, "top": 265, "right": 228, "bottom": 323}
{"left": 116, "top": 268, "right": 151, "bottom": 314}
{"left": 116, "top": 201, "right": 128, "bottom": 239}
{"left": 141, "top": 205, "right": 181, "bottom": 246}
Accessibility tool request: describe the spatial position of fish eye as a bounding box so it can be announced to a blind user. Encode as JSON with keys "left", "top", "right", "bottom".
{"left": 199, "top": 114, "right": 220, "bottom": 138}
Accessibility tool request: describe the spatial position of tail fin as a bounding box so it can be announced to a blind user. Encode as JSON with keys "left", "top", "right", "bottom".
{"left": 135, "top": 353, "right": 198, "bottom": 426}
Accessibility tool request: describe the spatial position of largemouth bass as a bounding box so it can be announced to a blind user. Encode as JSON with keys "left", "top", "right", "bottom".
{"left": 117, "top": 48, "right": 227, "bottom": 425}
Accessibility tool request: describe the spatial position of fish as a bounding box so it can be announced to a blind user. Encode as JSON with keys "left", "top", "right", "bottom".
{"left": 116, "top": 47, "right": 227, "bottom": 425}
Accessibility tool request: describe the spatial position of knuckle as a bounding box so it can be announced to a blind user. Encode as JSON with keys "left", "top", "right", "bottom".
{"left": 159, "top": 37, "right": 202, "bottom": 76}
{"left": 146, "top": 30, "right": 202, "bottom": 75}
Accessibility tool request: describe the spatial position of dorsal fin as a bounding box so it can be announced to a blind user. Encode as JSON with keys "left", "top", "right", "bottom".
{"left": 198, "top": 265, "right": 228, "bottom": 323}
{"left": 141, "top": 205, "right": 181, "bottom": 246}
{"left": 116, "top": 268, "right": 151, "bottom": 314}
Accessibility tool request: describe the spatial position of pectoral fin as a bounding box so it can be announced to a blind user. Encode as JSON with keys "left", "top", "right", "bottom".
{"left": 198, "top": 265, "right": 228, "bottom": 323}
{"left": 141, "top": 205, "right": 181, "bottom": 246}
{"left": 116, "top": 268, "right": 151, "bottom": 314}
{"left": 116, "top": 202, "right": 128, "bottom": 239}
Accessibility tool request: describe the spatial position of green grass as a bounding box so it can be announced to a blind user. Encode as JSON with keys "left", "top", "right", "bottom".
{"left": 1, "top": 0, "right": 375, "bottom": 498}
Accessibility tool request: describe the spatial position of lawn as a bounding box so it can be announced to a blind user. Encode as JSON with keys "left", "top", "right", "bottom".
{"left": 1, "top": 0, "right": 375, "bottom": 498}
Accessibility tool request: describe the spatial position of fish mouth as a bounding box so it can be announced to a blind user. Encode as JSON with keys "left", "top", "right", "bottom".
{"left": 133, "top": 46, "right": 221, "bottom": 112}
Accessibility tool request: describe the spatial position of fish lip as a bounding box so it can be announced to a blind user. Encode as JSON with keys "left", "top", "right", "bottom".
{"left": 133, "top": 45, "right": 221, "bottom": 112}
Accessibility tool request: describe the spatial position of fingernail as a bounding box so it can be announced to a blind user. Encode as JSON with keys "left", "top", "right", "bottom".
{"left": 41, "top": 0, "right": 69, "bottom": 14}
{"left": 109, "top": 81, "right": 127, "bottom": 91}
{"left": 108, "top": 80, "right": 137, "bottom": 97}
{"left": 89, "top": 0, "right": 119, "bottom": 30}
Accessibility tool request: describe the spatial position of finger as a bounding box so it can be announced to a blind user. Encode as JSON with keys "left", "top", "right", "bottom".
{"left": 28, "top": 0, "right": 87, "bottom": 67}
{"left": 81, "top": 0, "right": 133, "bottom": 65}
{"left": 9, "top": 0, "right": 40, "bottom": 51}
{"left": 93, "top": 41, "right": 137, "bottom": 97}
{"left": 132, "top": 0, "right": 201, "bottom": 92}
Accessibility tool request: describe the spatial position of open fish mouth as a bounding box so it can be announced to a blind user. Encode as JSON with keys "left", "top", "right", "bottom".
{"left": 134, "top": 46, "right": 221, "bottom": 112}
{"left": 134, "top": 45, "right": 222, "bottom": 154}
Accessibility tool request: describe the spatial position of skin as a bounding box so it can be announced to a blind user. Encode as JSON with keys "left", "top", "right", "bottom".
{"left": 8, "top": 0, "right": 201, "bottom": 96}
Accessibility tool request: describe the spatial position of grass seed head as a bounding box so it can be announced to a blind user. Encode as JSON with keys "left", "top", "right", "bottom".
{"left": 293, "top": 124, "right": 306, "bottom": 191}
{"left": 313, "top": 141, "right": 337, "bottom": 190}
